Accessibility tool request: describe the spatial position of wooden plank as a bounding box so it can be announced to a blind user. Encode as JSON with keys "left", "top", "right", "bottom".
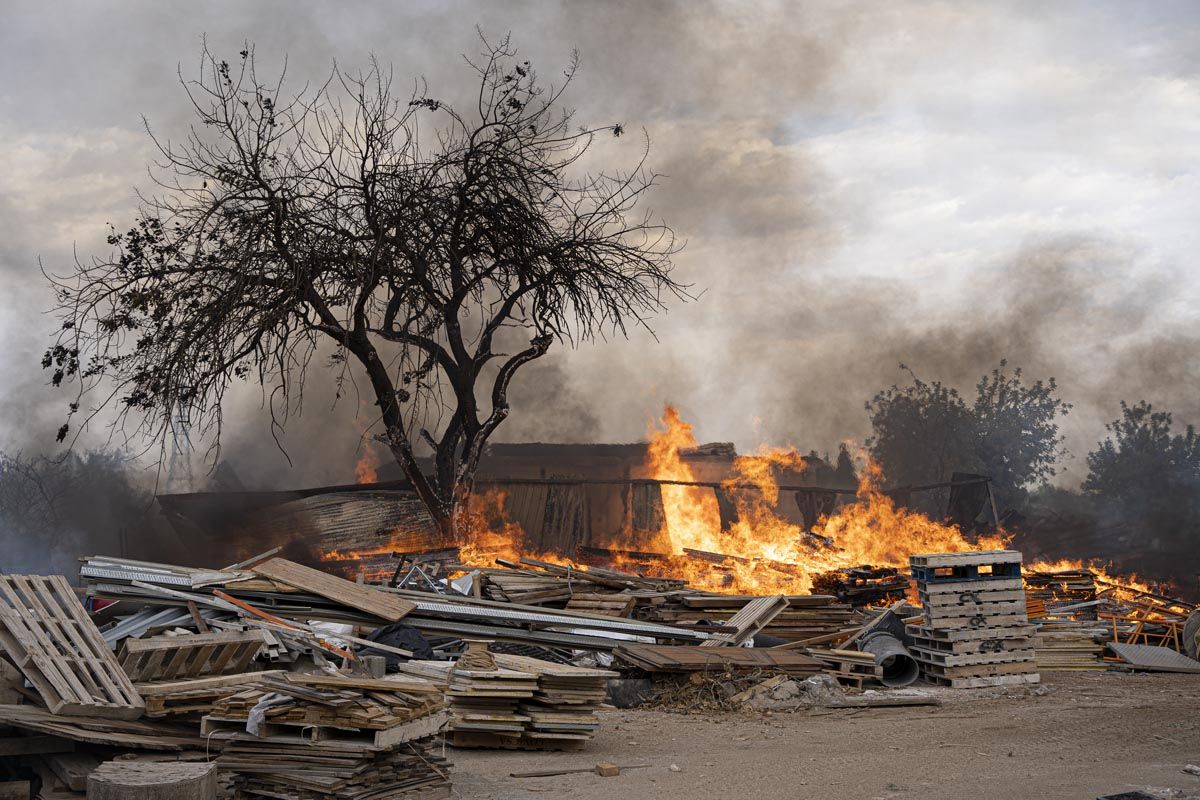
{"left": 700, "top": 596, "right": 789, "bottom": 647}
{"left": 250, "top": 558, "right": 415, "bottom": 621}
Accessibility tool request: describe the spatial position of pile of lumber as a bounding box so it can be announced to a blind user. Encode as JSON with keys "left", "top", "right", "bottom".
{"left": 82, "top": 555, "right": 710, "bottom": 653}
{"left": 1034, "top": 621, "right": 1107, "bottom": 670}
{"left": 908, "top": 550, "right": 1041, "bottom": 688}
{"left": 398, "top": 650, "right": 616, "bottom": 751}
{"left": 612, "top": 644, "right": 824, "bottom": 677}
{"left": 221, "top": 737, "right": 452, "bottom": 799}
{"left": 205, "top": 673, "right": 451, "bottom": 799}
{"left": 397, "top": 659, "right": 538, "bottom": 744}
{"left": 494, "top": 653, "right": 615, "bottom": 749}
{"left": 1024, "top": 569, "right": 1098, "bottom": 619}
{"left": 811, "top": 566, "right": 909, "bottom": 607}
{"left": 635, "top": 593, "right": 854, "bottom": 643}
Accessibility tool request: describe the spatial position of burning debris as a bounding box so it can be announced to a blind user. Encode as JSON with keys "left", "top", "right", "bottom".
{"left": 0, "top": 419, "right": 1197, "bottom": 797}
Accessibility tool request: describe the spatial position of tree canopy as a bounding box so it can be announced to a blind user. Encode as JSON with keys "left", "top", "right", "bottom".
{"left": 866, "top": 361, "right": 1070, "bottom": 510}
{"left": 43, "top": 37, "right": 686, "bottom": 538}
{"left": 1084, "top": 401, "right": 1200, "bottom": 501}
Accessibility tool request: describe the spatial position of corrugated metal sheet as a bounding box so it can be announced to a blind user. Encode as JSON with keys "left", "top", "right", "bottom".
{"left": 1108, "top": 642, "right": 1200, "bottom": 673}
{"left": 250, "top": 491, "right": 443, "bottom": 555}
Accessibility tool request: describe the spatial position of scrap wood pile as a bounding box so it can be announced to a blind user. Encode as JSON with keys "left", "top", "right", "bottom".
{"left": 204, "top": 674, "right": 451, "bottom": 799}
{"left": 907, "top": 550, "right": 1041, "bottom": 688}
{"left": 441, "top": 554, "right": 859, "bottom": 644}
{"left": 395, "top": 644, "right": 615, "bottom": 751}
{"left": 811, "top": 566, "right": 909, "bottom": 607}
{"left": 1024, "top": 569, "right": 1099, "bottom": 620}
{"left": 0, "top": 562, "right": 462, "bottom": 798}
{"left": 80, "top": 554, "right": 711, "bottom": 654}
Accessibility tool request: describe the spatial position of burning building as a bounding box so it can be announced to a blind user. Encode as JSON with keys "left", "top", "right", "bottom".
{"left": 157, "top": 407, "right": 1002, "bottom": 596}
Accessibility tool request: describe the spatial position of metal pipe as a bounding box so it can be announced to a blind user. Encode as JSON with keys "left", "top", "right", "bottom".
{"left": 859, "top": 630, "right": 920, "bottom": 687}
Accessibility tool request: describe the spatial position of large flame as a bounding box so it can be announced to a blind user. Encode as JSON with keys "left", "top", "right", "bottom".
{"left": 613, "top": 405, "right": 1009, "bottom": 594}
{"left": 326, "top": 404, "right": 1166, "bottom": 602}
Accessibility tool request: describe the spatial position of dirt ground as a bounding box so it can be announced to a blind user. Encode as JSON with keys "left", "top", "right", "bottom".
{"left": 449, "top": 671, "right": 1200, "bottom": 800}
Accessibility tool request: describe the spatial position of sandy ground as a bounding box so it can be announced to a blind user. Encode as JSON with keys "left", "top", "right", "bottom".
{"left": 448, "top": 671, "right": 1200, "bottom": 800}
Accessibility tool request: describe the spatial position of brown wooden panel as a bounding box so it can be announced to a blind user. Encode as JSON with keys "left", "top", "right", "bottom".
{"left": 251, "top": 558, "right": 415, "bottom": 621}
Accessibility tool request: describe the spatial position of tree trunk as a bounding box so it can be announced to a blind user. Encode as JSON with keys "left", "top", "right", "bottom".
{"left": 87, "top": 761, "right": 216, "bottom": 800}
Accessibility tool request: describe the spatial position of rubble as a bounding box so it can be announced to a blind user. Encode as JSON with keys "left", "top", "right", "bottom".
{"left": 0, "top": 544, "right": 1192, "bottom": 797}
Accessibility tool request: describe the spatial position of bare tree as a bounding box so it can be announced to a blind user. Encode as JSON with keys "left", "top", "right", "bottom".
{"left": 44, "top": 36, "right": 686, "bottom": 540}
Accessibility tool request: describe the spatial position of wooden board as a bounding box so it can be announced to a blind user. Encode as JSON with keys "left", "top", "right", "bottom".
{"left": 700, "top": 595, "right": 789, "bottom": 647}
{"left": 0, "top": 575, "right": 144, "bottom": 719}
{"left": 250, "top": 558, "right": 415, "bottom": 621}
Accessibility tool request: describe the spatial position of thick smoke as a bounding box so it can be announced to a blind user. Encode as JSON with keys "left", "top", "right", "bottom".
{"left": 2, "top": 1, "right": 1198, "bottom": 500}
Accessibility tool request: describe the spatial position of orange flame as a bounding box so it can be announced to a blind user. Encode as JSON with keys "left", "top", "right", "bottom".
{"left": 620, "top": 405, "right": 1010, "bottom": 594}
{"left": 355, "top": 447, "right": 380, "bottom": 484}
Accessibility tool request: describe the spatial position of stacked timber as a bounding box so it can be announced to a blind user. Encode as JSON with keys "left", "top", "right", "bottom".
{"left": 907, "top": 550, "right": 1041, "bottom": 688}
{"left": 205, "top": 673, "right": 451, "bottom": 799}
{"left": 396, "top": 659, "right": 539, "bottom": 744}
{"left": 1024, "top": 569, "right": 1098, "bottom": 620}
{"left": 636, "top": 594, "right": 854, "bottom": 642}
{"left": 494, "top": 653, "right": 615, "bottom": 748}
{"left": 811, "top": 566, "right": 909, "bottom": 607}
{"left": 1034, "top": 621, "right": 1107, "bottom": 670}
{"left": 613, "top": 644, "right": 824, "bottom": 677}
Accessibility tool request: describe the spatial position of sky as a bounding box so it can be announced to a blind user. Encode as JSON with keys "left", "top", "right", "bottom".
{"left": 2, "top": 0, "right": 1199, "bottom": 490}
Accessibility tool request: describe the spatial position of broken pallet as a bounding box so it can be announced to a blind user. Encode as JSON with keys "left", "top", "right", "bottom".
{"left": 0, "top": 575, "right": 143, "bottom": 719}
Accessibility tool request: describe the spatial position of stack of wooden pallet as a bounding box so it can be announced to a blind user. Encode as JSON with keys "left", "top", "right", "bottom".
{"left": 204, "top": 673, "right": 450, "bottom": 799}
{"left": 494, "top": 653, "right": 615, "bottom": 749}
{"left": 907, "top": 550, "right": 1041, "bottom": 688}
{"left": 396, "top": 659, "right": 539, "bottom": 745}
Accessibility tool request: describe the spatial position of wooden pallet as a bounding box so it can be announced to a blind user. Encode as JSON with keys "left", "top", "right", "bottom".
{"left": 919, "top": 589, "right": 1027, "bottom": 606}
{"left": 911, "top": 645, "right": 1037, "bottom": 667}
{"left": 0, "top": 575, "right": 143, "bottom": 719}
{"left": 119, "top": 629, "right": 266, "bottom": 681}
{"left": 922, "top": 672, "right": 1041, "bottom": 689}
{"left": 910, "top": 550, "right": 1022, "bottom": 569}
{"left": 909, "top": 633, "right": 1039, "bottom": 655}
{"left": 910, "top": 552, "right": 1023, "bottom": 585}
{"left": 914, "top": 656, "right": 1037, "bottom": 680}
{"left": 921, "top": 611, "right": 1030, "bottom": 631}
{"left": 907, "top": 623, "right": 1037, "bottom": 642}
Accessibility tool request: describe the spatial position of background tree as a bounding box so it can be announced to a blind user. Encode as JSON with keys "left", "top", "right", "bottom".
{"left": 1082, "top": 401, "right": 1200, "bottom": 577}
{"left": 866, "top": 361, "right": 1070, "bottom": 512}
{"left": 44, "top": 38, "right": 685, "bottom": 541}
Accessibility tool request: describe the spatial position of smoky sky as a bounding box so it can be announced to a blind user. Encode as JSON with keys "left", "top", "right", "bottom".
{"left": 2, "top": 1, "right": 1200, "bottom": 490}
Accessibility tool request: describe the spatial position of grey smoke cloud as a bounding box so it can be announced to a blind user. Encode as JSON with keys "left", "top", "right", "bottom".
{"left": 2, "top": 1, "right": 1199, "bottom": 491}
